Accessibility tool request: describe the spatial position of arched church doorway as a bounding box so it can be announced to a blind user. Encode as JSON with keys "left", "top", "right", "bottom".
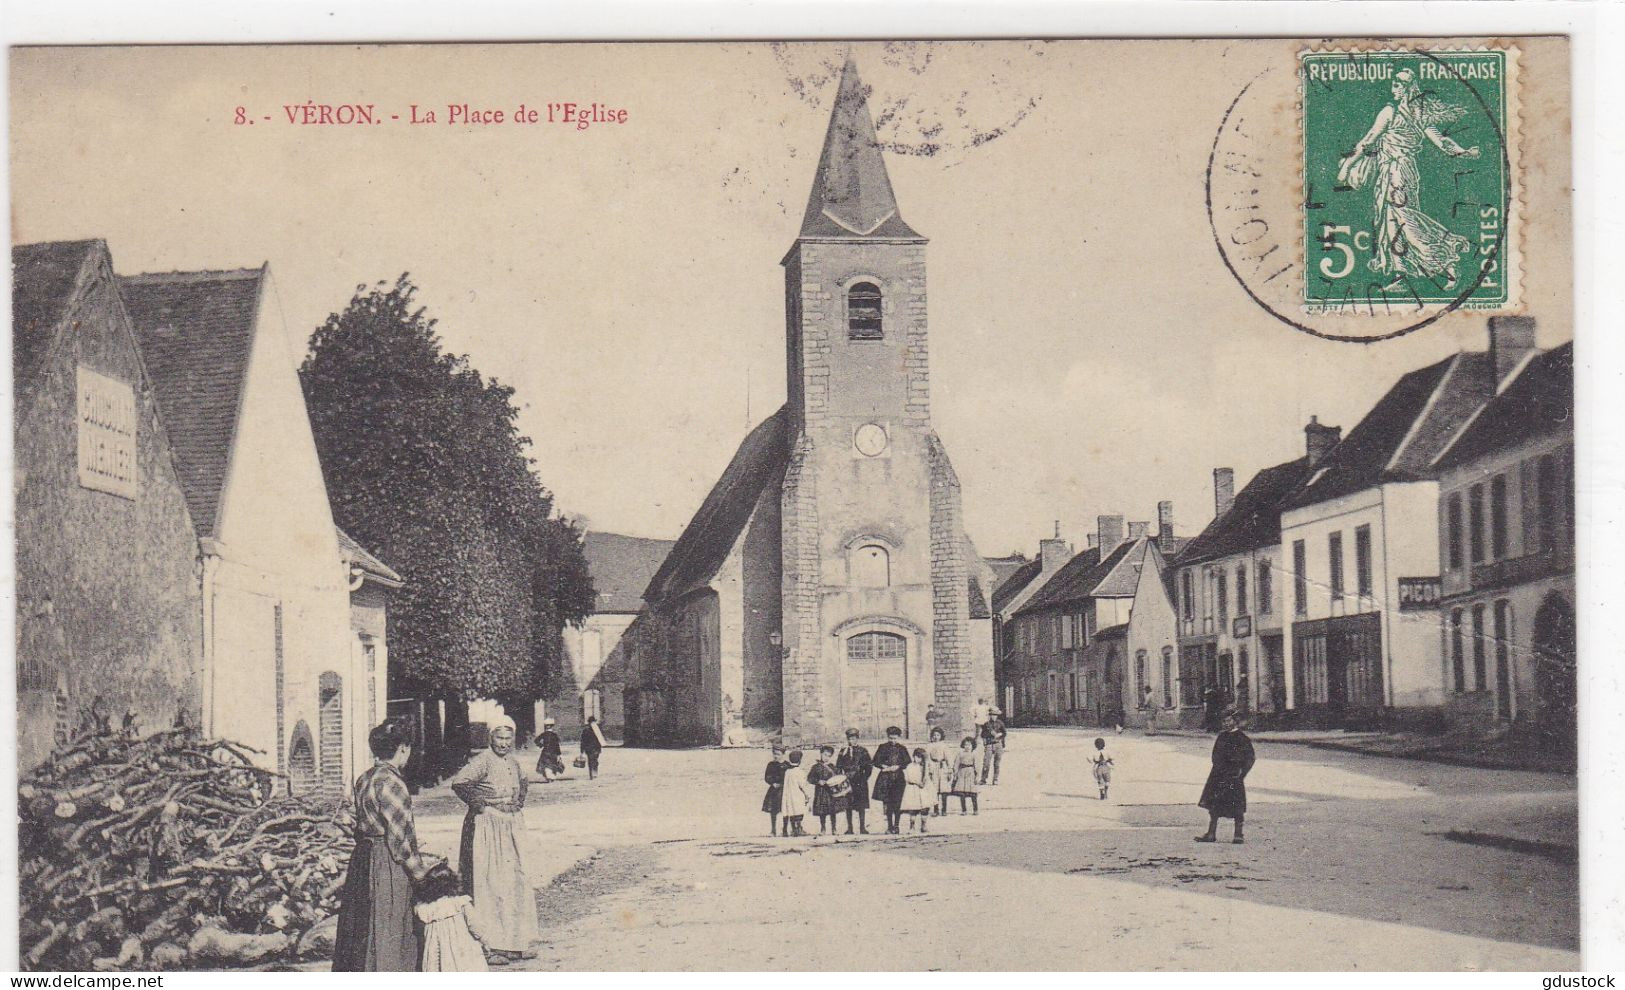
{"left": 845, "top": 630, "right": 907, "bottom": 737}
{"left": 1533, "top": 594, "right": 1576, "bottom": 752}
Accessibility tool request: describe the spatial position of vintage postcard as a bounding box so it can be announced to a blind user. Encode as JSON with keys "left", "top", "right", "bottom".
{"left": 8, "top": 37, "right": 1580, "bottom": 972}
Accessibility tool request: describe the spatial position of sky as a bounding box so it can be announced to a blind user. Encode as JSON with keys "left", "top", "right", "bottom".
{"left": 9, "top": 39, "right": 1574, "bottom": 558}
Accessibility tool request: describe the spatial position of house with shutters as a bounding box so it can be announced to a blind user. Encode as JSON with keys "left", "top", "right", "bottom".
{"left": 1430, "top": 331, "right": 1574, "bottom": 746}
{"left": 1278, "top": 316, "right": 1543, "bottom": 728}
{"left": 1172, "top": 448, "right": 1318, "bottom": 729}
{"left": 120, "top": 264, "right": 397, "bottom": 797}
{"left": 12, "top": 240, "right": 205, "bottom": 771}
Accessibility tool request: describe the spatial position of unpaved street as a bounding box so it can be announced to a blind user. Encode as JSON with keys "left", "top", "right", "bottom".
{"left": 412, "top": 729, "right": 1578, "bottom": 971}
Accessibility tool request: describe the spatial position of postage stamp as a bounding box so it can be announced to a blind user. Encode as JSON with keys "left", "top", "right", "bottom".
{"left": 1300, "top": 46, "right": 1520, "bottom": 314}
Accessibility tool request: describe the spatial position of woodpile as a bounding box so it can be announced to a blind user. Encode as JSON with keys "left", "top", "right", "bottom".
{"left": 18, "top": 726, "right": 354, "bottom": 970}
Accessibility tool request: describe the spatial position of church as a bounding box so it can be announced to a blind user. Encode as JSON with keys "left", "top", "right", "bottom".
{"left": 624, "top": 59, "right": 996, "bottom": 746}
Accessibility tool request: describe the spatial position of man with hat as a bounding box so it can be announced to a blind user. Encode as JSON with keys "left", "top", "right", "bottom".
{"left": 871, "top": 726, "right": 911, "bottom": 834}
{"left": 1195, "top": 707, "right": 1255, "bottom": 845}
{"left": 979, "top": 708, "right": 1006, "bottom": 785}
{"left": 534, "top": 717, "right": 565, "bottom": 781}
{"left": 835, "top": 728, "right": 873, "bottom": 835}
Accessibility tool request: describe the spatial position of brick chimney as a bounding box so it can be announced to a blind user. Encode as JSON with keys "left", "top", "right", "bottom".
{"left": 1128, "top": 521, "right": 1150, "bottom": 539}
{"left": 1097, "top": 514, "right": 1126, "bottom": 553}
{"left": 1305, "top": 416, "right": 1341, "bottom": 467}
{"left": 1213, "top": 469, "right": 1235, "bottom": 517}
{"left": 1158, "top": 500, "right": 1175, "bottom": 543}
{"left": 1488, "top": 315, "right": 1537, "bottom": 386}
{"left": 1038, "top": 531, "right": 1071, "bottom": 575}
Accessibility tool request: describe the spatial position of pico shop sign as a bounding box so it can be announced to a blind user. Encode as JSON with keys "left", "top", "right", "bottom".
{"left": 76, "top": 365, "right": 138, "bottom": 499}
{"left": 1397, "top": 577, "right": 1442, "bottom": 611}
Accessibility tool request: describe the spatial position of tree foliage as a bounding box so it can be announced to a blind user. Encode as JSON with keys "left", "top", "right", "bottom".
{"left": 300, "top": 274, "right": 594, "bottom": 699}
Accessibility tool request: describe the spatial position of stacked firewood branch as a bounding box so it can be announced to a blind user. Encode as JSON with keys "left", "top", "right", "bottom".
{"left": 18, "top": 725, "right": 354, "bottom": 970}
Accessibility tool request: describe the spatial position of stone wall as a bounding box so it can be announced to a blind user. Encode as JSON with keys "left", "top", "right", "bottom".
{"left": 14, "top": 249, "right": 203, "bottom": 771}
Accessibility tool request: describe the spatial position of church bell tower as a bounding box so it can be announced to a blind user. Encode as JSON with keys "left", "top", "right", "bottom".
{"left": 777, "top": 58, "right": 973, "bottom": 742}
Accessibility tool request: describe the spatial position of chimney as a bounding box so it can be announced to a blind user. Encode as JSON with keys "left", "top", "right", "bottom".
{"left": 1158, "top": 500, "right": 1175, "bottom": 543}
{"left": 1097, "top": 514, "right": 1125, "bottom": 553}
{"left": 1038, "top": 536, "right": 1071, "bottom": 574}
{"left": 1128, "top": 521, "right": 1150, "bottom": 539}
{"left": 1086, "top": 533, "right": 1099, "bottom": 549}
{"left": 1305, "top": 416, "right": 1341, "bottom": 467}
{"left": 1213, "top": 469, "right": 1235, "bottom": 518}
{"left": 1488, "top": 315, "right": 1537, "bottom": 386}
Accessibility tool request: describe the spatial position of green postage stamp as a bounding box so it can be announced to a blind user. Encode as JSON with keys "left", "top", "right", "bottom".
{"left": 1300, "top": 47, "right": 1520, "bottom": 313}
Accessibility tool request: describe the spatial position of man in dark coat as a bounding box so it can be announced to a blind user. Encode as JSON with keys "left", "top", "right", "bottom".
{"left": 836, "top": 728, "right": 873, "bottom": 835}
{"left": 870, "top": 726, "right": 911, "bottom": 834}
{"left": 1196, "top": 707, "right": 1256, "bottom": 844}
{"left": 533, "top": 719, "right": 564, "bottom": 781}
{"left": 580, "top": 716, "right": 606, "bottom": 780}
{"left": 1201, "top": 685, "right": 1221, "bottom": 732}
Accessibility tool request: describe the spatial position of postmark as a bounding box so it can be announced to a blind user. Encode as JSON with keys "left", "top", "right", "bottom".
{"left": 1301, "top": 47, "right": 1519, "bottom": 315}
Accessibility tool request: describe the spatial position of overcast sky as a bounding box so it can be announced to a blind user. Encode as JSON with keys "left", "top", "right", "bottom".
{"left": 10, "top": 40, "right": 1573, "bottom": 557}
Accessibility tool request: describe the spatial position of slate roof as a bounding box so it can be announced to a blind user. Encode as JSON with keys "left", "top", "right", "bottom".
{"left": 1178, "top": 457, "right": 1314, "bottom": 566}
{"left": 584, "top": 531, "right": 677, "bottom": 614}
{"left": 798, "top": 58, "right": 923, "bottom": 241}
{"left": 13, "top": 240, "right": 101, "bottom": 397}
{"left": 1434, "top": 343, "right": 1573, "bottom": 471}
{"left": 337, "top": 527, "right": 404, "bottom": 586}
{"left": 1089, "top": 540, "right": 1151, "bottom": 598}
{"left": 1094, "top": 623, "right": 1130, "bottom": 641}
{"left": 990, "top": 556, "right": 1042, "bottom": 615}
{"left": 644, "top": 406, "right": 791, "bottom": 603}
{"left": 1287, "top": 352, "right": 1492, "bottom": 509}
{"left": 983, "top": 554, "right": 1030, "bottom": 592}
{"left": 119, "top": 267, "right": 266, "bottom": 537}
{"left": 1014, "top": 540, "right": 1139, "bottom": 617}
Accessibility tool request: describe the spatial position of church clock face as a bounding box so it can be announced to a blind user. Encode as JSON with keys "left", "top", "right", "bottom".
{"left": 854, "top": 422, "right": 889, "bottom": 457}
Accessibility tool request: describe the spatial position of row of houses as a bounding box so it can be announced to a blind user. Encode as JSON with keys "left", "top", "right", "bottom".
{"left": 14, "top": 239, "right": 402, "bottom": 790}
{"left": 993, "top": 316, "right": 1576, "bottom": 746}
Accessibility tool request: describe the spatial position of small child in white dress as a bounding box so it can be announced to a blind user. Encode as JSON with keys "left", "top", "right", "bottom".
{"left": 1091, "top": 737, "right": 1114, "bottom": 801}
{"left": 415, "top": 863, "right": 488, "bottom": 972}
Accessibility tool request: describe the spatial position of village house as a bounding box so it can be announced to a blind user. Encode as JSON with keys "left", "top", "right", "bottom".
{"left": 1430, "top": 328, "right": 1574, "bottom": 747}
{"left": 1004, "top": 512, "right": 1181, "bottom": 728}
{"left": 1173, "top": 447, "right": 1319, "bottom": 729}
{"left": 625, "top": 58, "right": 994, "bottom": 746}
{"left": 120, "top": 264, "right": 396, "bottom": 797}
{"left": 1278, "top": 317, "right": 1538, "bottom": 728}
{"left": 543, "top": 531, "right": 673, "bottom": 741}
{"left": 991, "top": 532, "right": 1069, "bottom": 718}
{"left": 13, "top": 240, "right": 205, "bottom": 771}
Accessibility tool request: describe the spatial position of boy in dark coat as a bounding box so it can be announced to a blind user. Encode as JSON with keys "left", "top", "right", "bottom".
{"left": 871, "top": 726, "right": 911, "bottom": 834}
{"left": 1196, "top": 708, "right": 1256, "bottom": 844}
{"left": 835, "top": 729, "right": 873, "bottom": 835}
{"left": 762, "top": 746, "right": 787, "bottom": 836}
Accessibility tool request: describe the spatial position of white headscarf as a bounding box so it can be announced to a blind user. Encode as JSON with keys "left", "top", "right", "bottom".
{"left": 490, "top": 715, "right": 516, "bottom": 735}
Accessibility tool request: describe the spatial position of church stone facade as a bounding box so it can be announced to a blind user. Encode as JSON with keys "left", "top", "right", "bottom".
{"left": 627, "top": 60, "right": 993, "bottom": 746}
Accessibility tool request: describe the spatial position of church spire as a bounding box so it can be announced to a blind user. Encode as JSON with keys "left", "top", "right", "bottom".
{"left": 799, "top": 57, "right": 922, "bottom": 239}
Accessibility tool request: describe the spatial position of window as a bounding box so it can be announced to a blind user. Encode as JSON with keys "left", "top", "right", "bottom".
{"left": 1216, "top": 571, "right": 1229, "bottom": 624}
{"left": 363, "top": 637, "right": 378, "bottom": 729}
{"left": 1293, "top": 540, "right": 1308, "bottom": 615}
{"left": 847, "top": 281, "right": 883, "bottom": 340}
{"left": 847, "top": 631, "right": 906, "bottom": 661}
{"left": 1161, "top": 648, "right": 1174, "bottom": 708}
{"left": 1469, "top": 483, "right": 1486, "bottom": 565}
{"left": 1181, "top": 571, "right": 1195, "bottom": 622}
{"left": 1446, "top": 493, "right": 1464, "bottom": 570}
{"left": 1354, "top": 524, "right": 1372, "bottom": 598}
{"left": 1328, "top": 531, "right": 1345, "bottom": 601}
{"left": 1450, "top": 608, "right": 1466, "bottom": 693}
{"left": 1489, "top": 475, "right": 1508, "bottom": 560}
{"left": 1471, "top": 604, "right": 1487, "bottom": 690}
{"left": 1073, "top": 612, "right": 1087, "bottom": 649}
{"left": 1060, "top": 613, "right": 1074, "bottom": 650}
{"left": 852, "top": 543, "right": 890, "bottom": 587}
{"left": 1135, "top": 649, "right": 1148, "bottom": 703}
{"left": 1236, "top": 564, "right": 1249, "bottom": 617}
{"left": 1258, "top": 559, "right": 1273, "bottom": 615}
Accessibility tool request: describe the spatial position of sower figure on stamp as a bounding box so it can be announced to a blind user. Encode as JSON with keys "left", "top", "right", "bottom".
{"left": 450, "top": 717, "right": 539, "bottom": 964}
{"left": 1196, "top": 707, "right": 1256, "bottom": 845}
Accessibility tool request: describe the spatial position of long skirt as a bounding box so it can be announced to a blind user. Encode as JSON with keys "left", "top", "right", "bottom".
{"left": 761, "top": 784, "right": 782, "bottom": 815}
{"left": 332, "top": 837, "right": 419, "bottom": 972}
{"left": 458, "top": 808, "right": 540, "bottom": 953}
{"left": 1198, "top": 771, "right": 1247, "bottom": 819}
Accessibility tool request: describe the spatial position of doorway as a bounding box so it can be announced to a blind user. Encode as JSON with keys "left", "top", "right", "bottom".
{"left": 846, "top": 631, "right": 907, "bottom": 737}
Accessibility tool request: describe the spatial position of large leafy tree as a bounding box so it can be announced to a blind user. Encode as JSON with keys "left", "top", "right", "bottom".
{"left": 300, "top": 275, "right": 593, "bottom": 700}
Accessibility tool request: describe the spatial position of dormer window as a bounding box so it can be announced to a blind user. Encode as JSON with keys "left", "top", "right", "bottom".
{"left": 847, "top": 281, "right": 883, "bottom": 340}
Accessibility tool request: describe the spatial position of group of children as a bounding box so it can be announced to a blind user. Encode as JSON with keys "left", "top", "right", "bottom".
{"left": 762, "top": 726, "right": 987, "bottom": 838}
